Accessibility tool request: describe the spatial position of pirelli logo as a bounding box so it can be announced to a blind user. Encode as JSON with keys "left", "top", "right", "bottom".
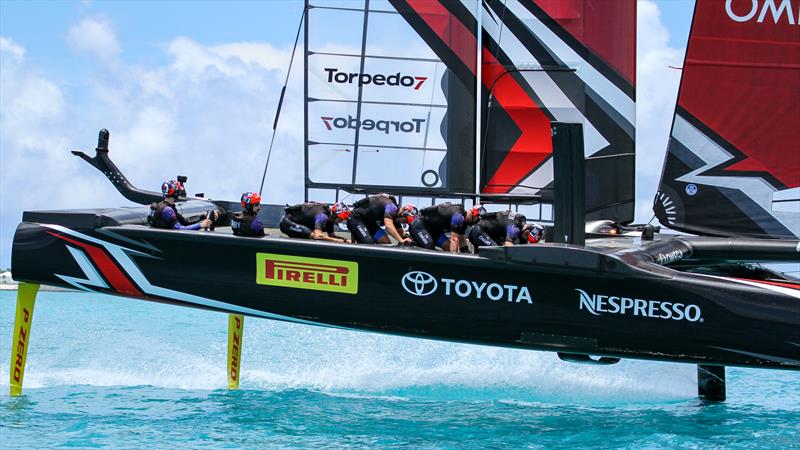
{"left": 256, "top": 253, "right": 358, "bottom": 294}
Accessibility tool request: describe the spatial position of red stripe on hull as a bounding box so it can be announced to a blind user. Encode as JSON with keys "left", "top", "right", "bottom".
{"left": 48, "top": 231, "right": 143, "bottom": 297}
{"left": 735, "top": 278, "right": 800, "bottom": 291}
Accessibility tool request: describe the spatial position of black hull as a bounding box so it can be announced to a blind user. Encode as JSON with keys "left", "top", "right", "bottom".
{"left": 11, "top": 210, "right": 800, "bottom": 371}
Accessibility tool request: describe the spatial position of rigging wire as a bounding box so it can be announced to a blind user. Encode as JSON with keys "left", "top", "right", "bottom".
{"left": 258, "top": 7, "right": 306, "bottom": 195}
{"left": 419, "top": 61, "right": 441, "bottom": 186}
{"left": 479, "top": 0, "right": 509, "bottom": 196}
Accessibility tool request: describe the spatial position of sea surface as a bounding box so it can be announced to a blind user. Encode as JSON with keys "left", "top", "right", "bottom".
{"left": 1, "top": 291, "right": 798, "bottom": 448}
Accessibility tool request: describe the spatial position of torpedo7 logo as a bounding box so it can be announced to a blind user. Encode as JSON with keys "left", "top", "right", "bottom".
{"left": 320, "top": 115, "right": 425, "bottom": 134}
{"left": 325, "top": 68, "right": 427, "bottom": 90}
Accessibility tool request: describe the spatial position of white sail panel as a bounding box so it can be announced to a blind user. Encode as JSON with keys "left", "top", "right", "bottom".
{"left": 304, "top": 0, "right": 478, "bottom": 197}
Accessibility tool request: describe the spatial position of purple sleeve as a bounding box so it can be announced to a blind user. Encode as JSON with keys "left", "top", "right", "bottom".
{"left": 174, "top": 222, "right": 202, "bottom": 231}
{"left": 165, "top": 208, "right": 201, "bottom": 230}
{"left": 506, "top": 224, "right": 520, "bottom": 241}
{"left": 162, "top": 207, "right": 178, "bottom": 226}
{"left": 384, "top": 203, "right": 398, "bottom": 219}
{"left": 450, "top": 213, "right": 465, "bottom": 232}
{"left": 314, "top": 213, "right": 328, "bottom": 231}
{"left": 251, "top": 218, "right": 264, "bottom": 234}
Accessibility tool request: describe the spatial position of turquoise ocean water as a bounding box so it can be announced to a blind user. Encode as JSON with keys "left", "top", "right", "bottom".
{"left": 1, "top": 291, "right": 798, "bottom": 448}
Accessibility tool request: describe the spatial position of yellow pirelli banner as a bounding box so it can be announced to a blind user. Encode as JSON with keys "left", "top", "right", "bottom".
{"left": 10, "top": 283, "right": 39, "bottom": 396}
{"left": 256, "top": 253, "right": 358, "bottom": 294}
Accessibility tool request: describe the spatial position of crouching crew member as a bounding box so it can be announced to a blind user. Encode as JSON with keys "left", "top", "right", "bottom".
{"left": 524, "top": 223, "right": 545, "bottom": 244}
{"left": 280, "top": 201, "right": 351, "bottom": 243}
{"left": 468, "top": 210, "right": 538, "bottom": 249}
{"left": 231, "top": 192, "right": 265, "bottom": 237}
{"left": 148, "top": 179, "right": 212, "bottom": 230}
{"left": 399, "top": 203, "right": 482, "bottom": 253}
{"left": 348, "top": 193, "right": 411, "bottom": 245}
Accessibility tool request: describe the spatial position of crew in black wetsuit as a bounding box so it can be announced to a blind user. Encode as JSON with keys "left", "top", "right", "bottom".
{"left": 347, "top": 194, "right": 410, "bottom": 245}
{"left": 468, "top": 210, "right": 535, "bottom": 249}
{"left": 148, "top": 179, "right": 213, "bottom": 231}
{"left": 279, "top": 201, "right": 350, "bottom": 243}
{"left": 231, "top": 192, "right": 265, "bottom": 237}
{"left": 398, "top": 202, "right": 481, "bottom": 253}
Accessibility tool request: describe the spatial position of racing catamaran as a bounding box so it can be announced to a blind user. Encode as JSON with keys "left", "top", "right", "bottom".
{"left": 9, "top": 0, "right": 799, "bottom": 401}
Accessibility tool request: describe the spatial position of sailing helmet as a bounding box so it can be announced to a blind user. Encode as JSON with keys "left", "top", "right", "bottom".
{"left": 398, "top": 204, "right": 418, "bottom": 224}
{"left": 469, "top": 204, "right": 486, "bottom": 220}
{"left": 161, "top": 180, "right": 184, "bottom": 198}
{"left": 332, "top": 201, "right": 350, "bottom": 221}
{"left": 241, "top": 192, "right": 262, "bottom": 213}
{"left": 524, "top": 223, "right": 544, "bottom": 244}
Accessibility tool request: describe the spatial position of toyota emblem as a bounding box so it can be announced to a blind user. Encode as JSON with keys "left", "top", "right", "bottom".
{"left": 401, "top": 271, "right": 438, "bottom": 296}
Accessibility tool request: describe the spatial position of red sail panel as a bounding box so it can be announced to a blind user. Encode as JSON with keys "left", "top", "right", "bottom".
{"left": 532, "top": 0, "right": 636, "bottom": 86}
{"left": 405, "top": 0, "right": 477, "bottom": 75}
{"left": 679, "top": 0, "right": 799, "bottom": 189}
{"left": 654, "top": 0, "right": 800, "bottom": 239}
{"left": 481, "top": 48, "right": 553, "bottom": 194}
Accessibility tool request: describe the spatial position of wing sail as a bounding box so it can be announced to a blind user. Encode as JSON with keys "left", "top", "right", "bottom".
{"left": 304, "top": 0, "right": 478, "bottom": 199}
{"left": 653, "top": 0, "right": 800, "bottom": 238}
{"left": 480, "top": 0, "right": 636, "bottom": 222}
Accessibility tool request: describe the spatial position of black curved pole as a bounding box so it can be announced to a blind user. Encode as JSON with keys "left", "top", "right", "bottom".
{"left": 72, "top": 129, "right": 165, "bottom": 205}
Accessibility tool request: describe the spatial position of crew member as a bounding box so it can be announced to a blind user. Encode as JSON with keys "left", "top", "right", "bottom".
{"left": 399, "top": 203, "right": 482, "bottom": 253}
{"left": 231, "top": 192, "right": 265, "bottom": 237}
{"left": 279, "top": 201, "right": 351, "bottom": 243}
{"left": 468, "top": 210, "right": 542, "bottom": 250}
{"left": 347, "top": 193, "right": 410, "bottom": 245}
{"left": 148, "top": 179, "right": 212, "bottom": 230}
{"left": 524, "top": 223, "right": 545, "bottom": 244}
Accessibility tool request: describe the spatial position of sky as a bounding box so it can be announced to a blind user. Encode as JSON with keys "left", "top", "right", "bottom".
{"left": 0, "top": 0, "right": 695, "bottom": 268}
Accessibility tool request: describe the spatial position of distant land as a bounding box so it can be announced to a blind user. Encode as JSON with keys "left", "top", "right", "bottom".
{"left": 0, "top": 271, "right": 76, "bottom": 292}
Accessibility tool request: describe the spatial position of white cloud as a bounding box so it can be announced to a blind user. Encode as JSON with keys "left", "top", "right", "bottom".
{"left": 635, "top": 0, "right": 687, "bottom": 223}
{"left": 0, "top": 37, "right": 25, "bottom": 60}
{"left": 0, "top": 37, "right": 66, "bottom": 154}
{"left": 0, "top": 31, "right": 302, "bottom": 266}
{"left": 67, "top": 17, "right": 121, "bottom": 60}
{"left": 166, "top": 38, "right": 289, "bottom": 81}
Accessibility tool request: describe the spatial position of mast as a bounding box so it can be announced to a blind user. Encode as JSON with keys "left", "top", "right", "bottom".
{"left": 474, "top": 1, "right": 483, "bottom": 199}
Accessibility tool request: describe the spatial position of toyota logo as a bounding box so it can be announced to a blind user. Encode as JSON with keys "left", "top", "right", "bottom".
{"left": 402, "top": 271, "right": 438, "bottom": 296}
